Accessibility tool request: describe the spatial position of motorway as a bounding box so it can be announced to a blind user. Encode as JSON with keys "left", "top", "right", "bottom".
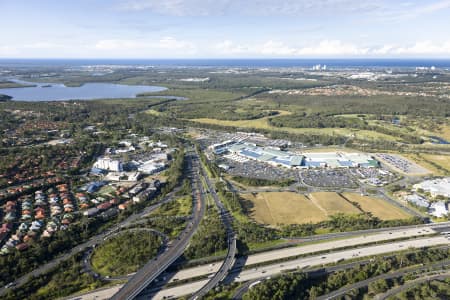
{"left": 188, "top": 158, "right": 237, "bottom": 300}
{"left": 66, "top": 223, "right": 450, "bottom": 299}
{"left": 149, "top": 236, "right": 449, "bottom": 299}
{"left": 111, "top": 149, "right": 206, "bottom": 300}
{"left": 375, "top": 271, "right": 450, "bottom": 300}
{"left": 317, "top": 260, "right": 450, "bottom": 300}
{"left": 241, "top": 226, "right": 436, "bottom": 267}
{"left": 143, "top": 226, "right": 438, "bottom": 286}
{"left": 0, "top": 169, "right": 187, "bottom": 297}
{"left": 231, "top": 257, "right": 396, "bottom": 300}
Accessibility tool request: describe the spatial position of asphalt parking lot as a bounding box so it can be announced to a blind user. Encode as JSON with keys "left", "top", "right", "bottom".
{"left": 375, "top": 153, "right": 429, "bottom": 175}
{"left": 220, "top": 158, "right": 297, "bottom": 181}
{"left": 349, "top": 168, "right": 397, "bottom": 186}
{"left": 300, "top": 169, "right": 359, "bottom": 188}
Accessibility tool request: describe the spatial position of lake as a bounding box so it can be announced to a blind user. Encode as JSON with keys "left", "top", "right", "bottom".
{"left": 0, "top": 79, "right": 167, "bottom": 101}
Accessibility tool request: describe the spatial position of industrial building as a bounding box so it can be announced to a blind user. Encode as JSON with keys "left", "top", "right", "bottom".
{"left": 413, "top": 178, "right": 450, "bottom": 198}
{"left": 429, "top": 201, "right": 449, "bottom": 218}
{"left": 405, "top": 194, "right": 429, "bottom": 208}
{"left": 303, "top": 152, "right": 378, "bottom": 168}
{"left": 209, "top": 140, "right": 241, "bottom": 155}
{"left": 226, "top": 143, "right": 304, "bottom": 168}
{"left": 214, "top": 142, "right": 378, "bottom": 169}
{"left": 93, "top": 157, "right": 123, "bottom": 172}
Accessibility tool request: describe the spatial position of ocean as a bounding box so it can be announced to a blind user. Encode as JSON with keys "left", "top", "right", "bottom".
{"left": 1, "top": 58, "right": 450, "bottom": 69}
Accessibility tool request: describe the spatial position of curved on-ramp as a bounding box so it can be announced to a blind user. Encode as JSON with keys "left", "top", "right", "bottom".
{"left": 111, "top": 150, "right": 206, "bottom": 300}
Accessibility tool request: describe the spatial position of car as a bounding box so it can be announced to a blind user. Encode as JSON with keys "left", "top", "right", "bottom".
{"left": 5, "top": 282, "right": 16, "bottom": 289}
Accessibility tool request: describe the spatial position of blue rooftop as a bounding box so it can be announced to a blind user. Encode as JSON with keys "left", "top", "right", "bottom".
{"left": 304, "top": 161, "right": 322, "bottom": 167}
{"left": 240, "top": 149, "right": 261, "bottom": 159}
{"left": 86, "top": 181, "right": 106, "bottom": 193}
{"left": 338, "top": 160, "right": 353, "bottom": 167}
{"left": 270, "top": 157, "right": 291, "bottom": 166}
{"left": 90, "top": 167, "right": 106, "bottom": 175}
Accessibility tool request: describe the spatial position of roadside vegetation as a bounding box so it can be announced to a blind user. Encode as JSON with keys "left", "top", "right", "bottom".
{"left": 231, "top": 176, "right": 295, "bottom": 187}
{"left": 2, "top": 252, "right": 103, "bottom": 300}
{"left": 390, "top": 279, "right": 450, "bottom": 300}
{"left": 91, "top": 231, "right": 163, "bottom": 277}
{"left": 150, "top": 194, "right": 192, "bottom": 217}
{"left": 242, "top": 247, "right": 450, "bottom": 300}
{"left": 184, "top": 210, "right": 228, "bottom": 259}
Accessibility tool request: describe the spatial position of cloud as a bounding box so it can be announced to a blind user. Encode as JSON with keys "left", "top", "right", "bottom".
{"left": 213, "top": 39, "right": 371, "bottom": 57}
{"left": 23, "top": 42, "right": 66, "bottom": 49}
{"left": 371, "top": 45, "right": 395, "bottom": 55}
{"left": 95, "top": 36, "right": 195, "bottom": 51}
{"left": 118, "top": 0, "right": 233, "bottom": 16}
{"left": 212, "top": 39, "right": 450, "bottom": 57}
{"left": 247, "top": 0, "right": 382, "bottom": 16}
{"left": 117, "top": 0, "right": 450, "bottom": 24}
{"left": 0, "top": 45, "right": 17, "bottom": 56}
{"left": 117, "top": 0, "right": 383, "bottom": 16}
{"left": 390, "top": 41, "right": 450, "bottom": 55}
{"left": 297, "top": 40, "right": 370, "bottom": 56}
{"left": 260, "top": 41, "right": 297, "bottom": 56}
{"left": 378, "top": 0, "right": 450, "bottom": 21}
{"left": 3, "top": 37, "right": 450, "bottom": 58}
{"left": 214, "top": 40, "right": 250, "bottom": 54}
{"left": 413, "top": 0, "right": 450, "bottom": 15}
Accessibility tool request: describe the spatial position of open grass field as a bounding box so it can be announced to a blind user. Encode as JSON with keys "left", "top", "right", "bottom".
{"left": 342, "top": 192, "right": 412, "bottom": 220}
{"left": 241, "top": 192, "right": 327, "bottom": 225}
{"left": 309, "top": 192, "right": 362, "bottom": 216}
{"left": 403, "top": 154, "right": 445, "bottom": 176}
{"left": 191, "top": 117, "right": 400, "bottom": 141}
{"left": 437, "top": 124, "right": 450, "bottom": 140}
{"left": 241, "top": 191, "right": 412, "bottom": 226}
{"left": 421, "top": 154, "right": 450, "bottom": 172}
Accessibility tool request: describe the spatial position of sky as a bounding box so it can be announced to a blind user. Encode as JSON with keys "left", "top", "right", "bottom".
{"left": 1, "top": 0, "right": 450, "bottom": 58}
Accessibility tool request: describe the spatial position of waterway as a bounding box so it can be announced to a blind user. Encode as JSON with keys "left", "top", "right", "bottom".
{"left": 0, "top": 79, "right": 167, "bottom": 101}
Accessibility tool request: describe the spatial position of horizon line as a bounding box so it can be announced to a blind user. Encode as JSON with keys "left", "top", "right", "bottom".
{"left": 1, "top": 57, "right": 450, "bottom": 60}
